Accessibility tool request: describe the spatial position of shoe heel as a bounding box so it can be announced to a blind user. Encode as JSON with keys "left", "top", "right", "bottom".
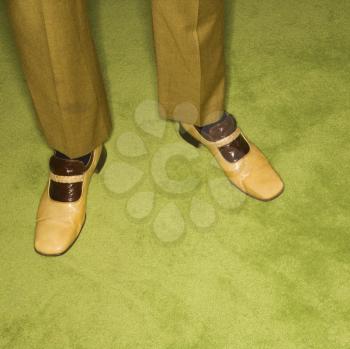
{"left": 95, "top": 146, "right": 107, "bottom": 174}
{"left": 179, "top": 125, "right": 201, "bottom": 148}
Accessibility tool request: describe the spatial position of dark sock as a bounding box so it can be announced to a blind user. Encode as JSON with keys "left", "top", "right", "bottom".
{"left": 55, "top": 151, "right": 91, "bottom": 166}
{"left": 195, "top": 112, "right": 237, "bottom": 141}
{"left": 196, "top": 112, "right": 227, "bottom": 131}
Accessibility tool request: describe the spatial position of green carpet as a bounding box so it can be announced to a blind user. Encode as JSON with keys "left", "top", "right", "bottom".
{"left": 1, "top": 1, "right": 350, "bottom": 348}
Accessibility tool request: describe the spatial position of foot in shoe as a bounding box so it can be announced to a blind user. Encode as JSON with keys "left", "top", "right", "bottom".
{"left": 34, "top": 145, "right": 107, "bottom": 256}
{"left": 179, "top": 112, "right": 284, "bottom": 201}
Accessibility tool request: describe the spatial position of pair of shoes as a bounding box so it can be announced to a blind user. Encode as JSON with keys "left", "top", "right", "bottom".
{"left": 34, "top": 113, "right": 283, "bottom": 256}
{"left": 34, "top": 145, "right": 107, "bottom": 256}
{"left": 179, "top": 112, "right": 284, "bottom": 201}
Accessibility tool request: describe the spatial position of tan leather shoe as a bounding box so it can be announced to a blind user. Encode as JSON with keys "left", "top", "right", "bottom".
{"left": 179, "top": 113, "right": 284, "bottom": 201}
{"left": 34, "top": 145, "right": 107, "bottom": 256}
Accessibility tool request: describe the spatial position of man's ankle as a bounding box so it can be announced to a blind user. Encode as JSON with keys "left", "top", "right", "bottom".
{"left": 54, "top": 151, "right": 91, "bottom": 166}
{"left": 195, "top": 112, "right": 237, "bottom": 141}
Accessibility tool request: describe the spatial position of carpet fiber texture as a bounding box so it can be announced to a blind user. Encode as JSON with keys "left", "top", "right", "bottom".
{"left": 0, "top": 1, "right": 349, "bottom": 348}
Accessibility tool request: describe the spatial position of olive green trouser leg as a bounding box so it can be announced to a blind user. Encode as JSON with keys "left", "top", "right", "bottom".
{"left": 152, "top": 0, "right": 225, "bottom": 126}
{"left": 7, "top": 0, "right": 112, "bottom": 158}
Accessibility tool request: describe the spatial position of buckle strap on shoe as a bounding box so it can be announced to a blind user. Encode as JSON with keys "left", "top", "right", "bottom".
{"left": 182, "top": 113, "right": 251, "bottom": 163}
{"left": 208, "top": 127, "right": 242, "bottom": 148}
{"left": 204, "top": 127, "right": 251, "bottom": 163}
{"left": 49, "top": 173, "right": 84, "bottom": 184}
{"left": 48, "top": 155, "right": 85, "bottom": 202}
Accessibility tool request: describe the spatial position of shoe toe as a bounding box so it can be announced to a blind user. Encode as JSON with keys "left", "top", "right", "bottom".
{"left": 35, "top": 220, "right": 78, "bottom": 256}
{"left": 243, "top": 165, "right": 284, "bottom": 201}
